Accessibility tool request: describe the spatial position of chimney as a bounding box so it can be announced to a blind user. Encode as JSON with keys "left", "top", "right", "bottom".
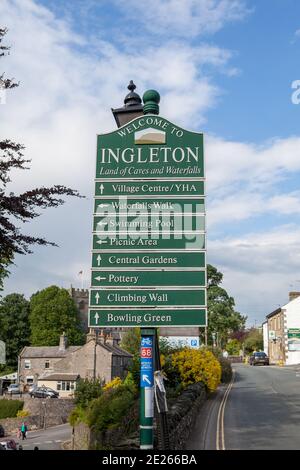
{"left": 59, "top": 332, "right": 68, "bottom": 351}
{"left": 104, "top": 331, "right": 121, "bottom": 347}
{"left": 289, "top": 291, "right": 300, "bottom": 302}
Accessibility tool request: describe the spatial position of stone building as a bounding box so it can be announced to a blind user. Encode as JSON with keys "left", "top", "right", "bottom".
{"left": 266, "top": 307, "right": 285, "bottom": 364}
{"left": 18, "top": 333, "right": 80, "bottom": 387}
{"left": 18, "top": 332, "right": 132, "bottom": 396}
{"left": 265, "top": 291, "right": 300, "bottom": 365}
{"left": 69, "top": 287, "right": 89, "bottom": 332}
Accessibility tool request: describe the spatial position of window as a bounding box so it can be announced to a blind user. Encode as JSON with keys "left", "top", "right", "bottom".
{"left": 57, "top": 381, "right": 75, "bottom": 391}
{"left": 24, "top": 360, "right": 31, "bottom": 369}
{"left": 45, "top": 361, "right": 50, "bottom": 369}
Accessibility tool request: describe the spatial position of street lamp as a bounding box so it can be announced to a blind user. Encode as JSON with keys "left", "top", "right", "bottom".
{"left": 93, "top": 329, "right": 100, "bottom": 382}
{"left": 111, "top": 80, "right": 143, "bottom": 128}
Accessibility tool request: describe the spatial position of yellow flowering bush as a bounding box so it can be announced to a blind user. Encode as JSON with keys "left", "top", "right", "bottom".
{"left": 17, "top": 409, "right": 29, "bottom": 418}
{"left": 160, "top": 353, "right": 166, "bottom": 368}
{"left": 172, "top": 348, "right": 221, "bottom": 392}
{"left": 103, "top": 377, "right": 122, "bottom": 391}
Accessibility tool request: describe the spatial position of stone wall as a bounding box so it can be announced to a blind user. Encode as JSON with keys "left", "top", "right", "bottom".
{"left": 72, "top": 384, "right": 206, "bottom": 450}
{"left": 0, "top": 397, "right": 75, "bottom": 436}
{"left": 72, "top": 401, "right": 139, "bottom": 450}
{"left": 167, "top": 382, "right": 207, "bottom": 450}
{"left": 23, "top": 396, "right": 75, "bottom": 427}
{"left": 0, "top": 415, "right": 41, "bottom": 436}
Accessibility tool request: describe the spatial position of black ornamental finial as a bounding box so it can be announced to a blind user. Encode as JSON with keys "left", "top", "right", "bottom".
{"left": 124, "top": 80, "right": 142, "bottom": 107}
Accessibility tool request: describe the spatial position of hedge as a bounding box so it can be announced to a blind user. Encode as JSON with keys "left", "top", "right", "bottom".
{"left": 0, "top": 399, "right": 24, "bottom": 419}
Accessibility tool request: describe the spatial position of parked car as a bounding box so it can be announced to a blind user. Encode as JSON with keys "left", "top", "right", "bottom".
{"left": 29, "top": 386, "right": 59, "bottom": 398}
{"left": 6, "top": 384, "right": 21, "bottom": 395}
{"left": 249, "top": 351, "right": 269, "bottom": 366}
{"left": 0, "top": 439, "right": 18, "bottom": 450}
{"left": 28, "top": 384, "right": 37, "bottom": 394}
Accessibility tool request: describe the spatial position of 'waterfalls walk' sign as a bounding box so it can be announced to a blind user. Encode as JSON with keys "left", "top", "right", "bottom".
{"left": 88, "top": 114, "right": 207, "bottom": 327}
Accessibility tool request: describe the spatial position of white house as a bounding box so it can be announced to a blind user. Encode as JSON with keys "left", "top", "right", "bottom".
{"left": 282, "top": 294, "right": 300, "bottom": 365}
{"left": 262, "top": 321, "right": 268, "bottom": 355}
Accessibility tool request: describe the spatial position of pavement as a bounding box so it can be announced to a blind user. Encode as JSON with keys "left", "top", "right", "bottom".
{"left": 9, "top": 423, "right": 72, "bottom": 450}
{"left": 187, "top": 363, "right": 300, "bottom": 450}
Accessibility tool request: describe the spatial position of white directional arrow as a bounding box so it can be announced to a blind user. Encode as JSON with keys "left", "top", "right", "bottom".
{"left": 96, "top": 255, "right": 102, "bottom": 266}
{"left": 142, "top": 375, "right": 152, "bottom": 385}
{"left": 98, "top": 221, "right": 108, "bottom": 226}
{"left": 97, "top": 203, "right": 109, "bottom": 208}
{"left": 99, "top": 184, "right": 104, "bottom": 195}
{"left": 95, "top": 276, "right": 107, "bottom": 282}
{"left": 94, "top": 312, "right": 99, "bottom": 324}
{"left": 95, "top": 293, "right": 100, "bottom": 304}
{"left": 96, "top": 240, "right": 108, "bottom": 245}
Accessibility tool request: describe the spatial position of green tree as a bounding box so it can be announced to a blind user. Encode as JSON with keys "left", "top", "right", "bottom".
{"left": 226, "top": 339, "right": 241, "bottom": 355}
{"left": 0, "top": 293, "right": 30, "bottom": 368}
{"left": 29, "top": 286, "right": 84, "bottom": 346}
{"left": 120, "top": 328, "right": 141, "bottom": 355}
{"left": 243, "top": 328, "right": 263, "bottom": 354}
{"left": 0, "top": 28, "right": 82, "bottom": 290}
{"left": 205, "top": 264, "right": 247, "bottom": 347}
{"left": 74, "top": 378, "right": 103, "bottom": 408}
{"left": 120, "top": 328, "right": 141, "bottom": 388}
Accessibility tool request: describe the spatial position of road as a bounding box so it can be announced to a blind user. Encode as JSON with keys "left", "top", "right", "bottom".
{"left": 187, "top": 363, "right": 300, "bottom": 450}
{"left": 14, "top": 423, "right": 72, "bottom": 450}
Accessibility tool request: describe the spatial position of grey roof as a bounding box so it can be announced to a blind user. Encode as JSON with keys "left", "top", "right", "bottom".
{"left": 99, "top": 342, "right": 133, "bottom": 357}
{"left": 38, "top": 373, "right": 79, "bottom": 381}
{"left": 20, "top": 346, "right": 80, "bottom": 358}
{"left": 266, "top": 307, "right": 281, "bottom": 319}
{"left": 21, "top": 341, "right": 132, "bottom": 359}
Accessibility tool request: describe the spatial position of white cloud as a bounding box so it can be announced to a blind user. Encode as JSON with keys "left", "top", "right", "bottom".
{"left": 206, "top": 135, "right": 300, "bottom": 194}
{"left": 209, "top": 225, "right": 300, "bottom": 324}
{"left": 205, "top": 135, "right": 300, "bottom": 229}
{"left": 117, "top": 0, "right": 250, "bottom": 37}
{"left": 1, "top": 1, "right": 236, "bottom": 198}
{"left": 0, "top": 0, "right": 235, "bottom": 295}
{"left": 2, "top": 0, "right": 300, "bottom": 328}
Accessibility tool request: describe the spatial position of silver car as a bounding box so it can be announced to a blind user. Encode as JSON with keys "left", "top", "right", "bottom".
{"left": 6, "top": 384, "right": 21, "bottom": 395}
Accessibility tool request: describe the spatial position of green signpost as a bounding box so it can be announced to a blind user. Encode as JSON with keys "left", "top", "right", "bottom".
{"left": 95, "top": 180, "right": 205, "bottom": 197}
{"left": 88, "top": 86, "right": 207, "bottom": 450}
{"left": 90, "top": 288, "right": 206, "bottom": 307}
{"left": 91, "top": 270, "right": 206, "bottom": 287}
{"left": 91, "top": 251, "right": 206, "bottom": 268}
{"left": 89, "top": 309, "right": 207, "bottom": 327}
{"left": 288, "top": 328, "right": 300, "bottom": 339}
{"left": 94, "top": 197, "right": 205, "bottom": 212}
{"left": 92, "top": 233, "right": 205, "bottom": 251}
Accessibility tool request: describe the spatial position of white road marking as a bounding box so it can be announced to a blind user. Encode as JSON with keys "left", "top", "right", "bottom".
{"left": 216, "top": 369, "right": 235, "bottom": 451}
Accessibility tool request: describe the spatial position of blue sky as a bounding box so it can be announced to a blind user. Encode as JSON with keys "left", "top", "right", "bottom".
{"left": 1, "top": 0, "right": 300, "bottom": 327}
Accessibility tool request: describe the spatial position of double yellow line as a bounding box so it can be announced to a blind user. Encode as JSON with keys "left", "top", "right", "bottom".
{"left": 216, "top": 369, "right": 235, "bottom": 450}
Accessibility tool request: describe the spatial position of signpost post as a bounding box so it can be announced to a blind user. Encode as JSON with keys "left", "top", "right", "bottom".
{"left": 88, "top": 85, "right": 206, "bottom": 449}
